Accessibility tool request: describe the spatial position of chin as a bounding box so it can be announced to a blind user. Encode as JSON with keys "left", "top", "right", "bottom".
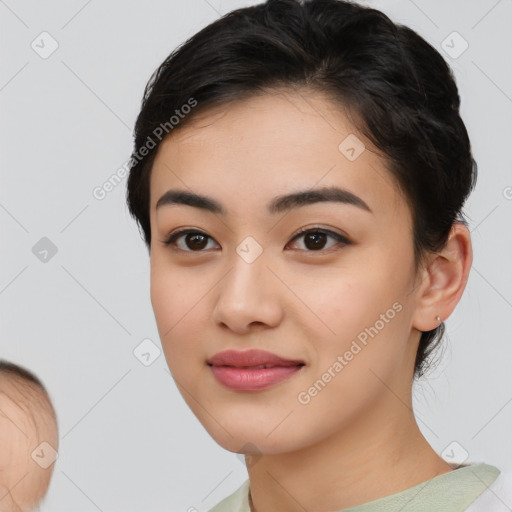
{"left": 199, "top": 415, "right": 311, "bottom": 456}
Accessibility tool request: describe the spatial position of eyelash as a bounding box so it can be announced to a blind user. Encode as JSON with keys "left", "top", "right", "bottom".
{"left": 161, "top": 226, "right": 351, "bottom": 254}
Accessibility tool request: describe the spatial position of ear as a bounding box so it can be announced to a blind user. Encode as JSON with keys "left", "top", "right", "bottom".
{"left": 412, "top": 222, "right": 473, "bottom": 332}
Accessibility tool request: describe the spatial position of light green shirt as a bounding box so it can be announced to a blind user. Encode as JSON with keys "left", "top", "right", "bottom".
{"left": 208, "top": 462, "right": 500, "bottom": 512}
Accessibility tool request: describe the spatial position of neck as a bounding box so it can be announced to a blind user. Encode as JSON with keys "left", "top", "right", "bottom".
{"left": 246, "top": 389, "right": 452, "bottom": 512}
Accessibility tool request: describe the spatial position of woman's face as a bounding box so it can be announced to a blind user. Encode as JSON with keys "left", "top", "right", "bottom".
{"left": 149, "top": 89, "right": 426, "bottom": 454}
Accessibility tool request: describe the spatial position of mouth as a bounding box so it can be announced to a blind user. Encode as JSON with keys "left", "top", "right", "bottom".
{"left": 206, "top": 348, "right": 305, "bottom": 368}
{"left": 216, "top": 364, "right": 305, "bottom": 369}
{"left": 207, "top": 350, "right": 306, "bottom": 391}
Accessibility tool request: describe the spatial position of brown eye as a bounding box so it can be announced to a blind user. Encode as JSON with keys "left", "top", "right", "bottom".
{"left": 184, "top": 233, "right": 208, "bottom": 250}
{"left": 288, "top": 228, "right": 350, "bottom": 252}
{"left": 162, "top": 230, "right": 218, "bottom": 252}
{"left": 304, "top": 231, "right": 327, "bottom": 250}
{"left": 162, "top": 227, "right": 350, "bottom": 254}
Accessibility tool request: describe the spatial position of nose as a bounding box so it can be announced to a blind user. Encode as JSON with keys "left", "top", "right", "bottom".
{"left": 211, "top": 253, "right": 284, "bottom": 335}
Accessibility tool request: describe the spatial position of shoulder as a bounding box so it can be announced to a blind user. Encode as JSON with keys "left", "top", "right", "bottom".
{"left": 464, "top": 467, "right": 512, "bottom": 512}
{"left": 207, "top": 479, "right": 250, "bottom": 512}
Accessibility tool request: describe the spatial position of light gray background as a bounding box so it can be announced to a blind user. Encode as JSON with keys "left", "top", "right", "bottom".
{"left": 1, "top": 0, "right": 511, "bottom": 510}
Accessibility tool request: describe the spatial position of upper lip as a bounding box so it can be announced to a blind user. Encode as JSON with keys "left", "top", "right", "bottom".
{"left": 207, "top": 349, "right": 305, "bottom": 368}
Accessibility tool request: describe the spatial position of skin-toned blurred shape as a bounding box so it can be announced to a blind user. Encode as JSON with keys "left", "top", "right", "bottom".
{"left": 0, "top": 361, "right": 58, "bottom": 512}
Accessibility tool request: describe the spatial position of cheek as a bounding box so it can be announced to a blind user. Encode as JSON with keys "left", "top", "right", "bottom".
{"left": 307, "top": 260, "right": 411, "bottom": 377}
{"left": 0, "top": 409, "right": 53, "bottom": 507}
{"left": 150, "top": 258, "right": 209, "bottom": 364}
{"left": 291, "top": 276, "right": 410, "bottom": 435}
{"left": 305, "top": 263, "right": 400, "bottom": 333}
{"left": 150, "top": 254, "right": 194, "bottom": 331}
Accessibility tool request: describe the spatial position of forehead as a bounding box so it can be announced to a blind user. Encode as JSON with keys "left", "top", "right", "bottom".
{"left": 149, "top": 89, "right": 405, "bottom": 220}
{"left": 0, "top": 376, "right": 55, "bottom": 429}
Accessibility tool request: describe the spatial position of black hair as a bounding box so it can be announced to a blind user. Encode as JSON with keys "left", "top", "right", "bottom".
{"left": 125, "top": 0, "right": 477, "bottom": 378}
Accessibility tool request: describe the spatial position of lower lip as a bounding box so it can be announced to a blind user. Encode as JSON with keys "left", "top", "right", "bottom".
{"left": 209, "top": 365, "right": 303, "bottom": 391}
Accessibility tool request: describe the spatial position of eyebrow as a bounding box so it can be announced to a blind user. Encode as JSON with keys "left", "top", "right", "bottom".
{"left": 155, "top": 186, "right": 372, "bottom": 215}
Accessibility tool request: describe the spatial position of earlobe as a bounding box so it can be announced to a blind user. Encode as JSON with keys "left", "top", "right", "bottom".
{"left": 412, "top": 222, "right": 473, "bottom": 333}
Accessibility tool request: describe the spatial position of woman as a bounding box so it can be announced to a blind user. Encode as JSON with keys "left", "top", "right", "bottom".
{"left": 125, "top": 0, "right": 512, "bottom": 510}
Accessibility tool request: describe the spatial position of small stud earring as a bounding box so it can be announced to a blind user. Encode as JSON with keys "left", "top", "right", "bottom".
{"left": 435, "top": 315, "right": 442, "bottom": 325}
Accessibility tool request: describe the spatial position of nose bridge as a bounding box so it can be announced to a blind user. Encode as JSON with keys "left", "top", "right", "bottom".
{"left": 212, "top": 241, "right": 282, "bottom": 331}
{"left": 221, "top": 244, "right": 268, "bottom": 308}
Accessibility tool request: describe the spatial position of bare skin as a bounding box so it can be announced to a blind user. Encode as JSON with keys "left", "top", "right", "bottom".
{"left": 148, "top": 88, "right": 472, "bottom": 511}
{"left": 0, "top": 375, "right": 58, "bottom": 512}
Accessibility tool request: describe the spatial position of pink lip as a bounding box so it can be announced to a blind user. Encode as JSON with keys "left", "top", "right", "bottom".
{"left": 207, "top": 349, "right": 305, "bottom": 391}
